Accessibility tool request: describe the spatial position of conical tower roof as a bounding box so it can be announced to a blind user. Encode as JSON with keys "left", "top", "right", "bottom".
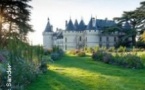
{"left": 87, "top": 17, "right": 96, "bottom": 30}
{"left": 44, "top": 18, "right": 53, "bottom": 32}
{"left": 74, "top": 19, "right": 79, "bottom": 30}
{"left": 66, "top": 18, "right": 75, "bottom": 30}
{"left": 78, "top": 19, "right": 86, "bottom": 31}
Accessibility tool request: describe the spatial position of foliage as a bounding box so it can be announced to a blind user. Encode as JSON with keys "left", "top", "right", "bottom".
{"left": 0, "top": 40, "right": 45, "bottom": 89}
{"left": 140, "top": 31, "right": 145, "bottom": 42}
{"left": 108, "top": 47, "right": 116, "bottom": 52}
{"left": 117, "top": 46, "right": 126, "bottom": 52}
{"left": 69, "top": 49, "right": 79, "bottom": 55}
{"left": 92, "top": 49, "right": 144, "bottom": 69}
{"left": 123, "top": 54, "right": 144, "bottom": 69}
{"left": 0, "top": 0, "right": 33, "bottom": 46}
{"left": 77, "top": 51, "right": 86, "bottom": 57}
{"left": 102, "top": 53, "right": 114, "bottom": 64}
{"left": 92, "top": 50, "right": 114, "bottom": 64}
{"left": 92, "top": 50, "right": 104, "bottom": 61}
{"left": 39, "top": 57, "right": 48, "bottom": 73}
{"left": 50, "top": 52, "right": 60, "bottom": 61}
{"left": 136, "top": 41, "right": 145, "bottom": 48}
{"left": 44, "top": 49, "right": 53, "bottom": 55}
{"left": 139, "top": 54, "right": 145, "bottom": 65}
{"left": 69, "top": 49, "right": 86, "bottom": 57}
{"left": 50, "top": 46, "right": 64, "bottom": 61}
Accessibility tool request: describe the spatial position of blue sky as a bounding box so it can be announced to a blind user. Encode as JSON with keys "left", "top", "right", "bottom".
{"left": 28, "top": 0, "right": 144, "bottom": 45}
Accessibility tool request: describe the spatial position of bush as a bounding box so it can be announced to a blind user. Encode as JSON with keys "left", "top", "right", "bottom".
{"left": 92, "top": 50, "right": 105, "bottom": 61}
{"left": 108, "top": 47, "right": 115, "bottom": 52}
{"left": 0, "top": 54, "right": 40, "bottom": 90}
{"left": 139, "top": 54, "right": 145, "bottom": 65}
{"left": 123, "top": 54, "right": 144, "bottom": 69}
{"left": 57, "top": 49, "right": 64, "bottom": 57}
{"left": 69, "top": 49, "right": 79, "bottom": 55}
{"left": 77, "top": 51, "right": 86, "bottom": 57}
{"left": 44, "top": 49, "right": 53, "bottom": 55}
{"left": 50, "top": 52, "right": 60, "bottom": 61}
{"left": 92, "top": 50, "right": 144, "bottom": 69}
{"left": 39, "top": 57, "right": 48, "bottom": 73}
{"left": 117, "top": 46, "right": 126, "bottom": 52}
{"left": 102, "top": 53, "right": 114, "bottom": 64}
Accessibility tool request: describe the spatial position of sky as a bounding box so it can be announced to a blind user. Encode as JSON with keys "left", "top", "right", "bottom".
{"left": 28, "top": 0, "right": 144, "bottom": 45}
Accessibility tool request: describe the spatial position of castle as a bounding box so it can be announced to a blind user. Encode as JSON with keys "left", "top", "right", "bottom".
{"left": 43, "top": 17, "right": 131, "bottom": 51}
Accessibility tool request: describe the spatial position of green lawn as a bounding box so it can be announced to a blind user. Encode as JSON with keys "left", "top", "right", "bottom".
{"left": 27, "top": 55, "right": 145, "bottom": 90}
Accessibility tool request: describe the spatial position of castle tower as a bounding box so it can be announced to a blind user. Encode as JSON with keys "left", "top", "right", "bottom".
{"left": 42, "top": 18, "right": 53, "bottom": 50}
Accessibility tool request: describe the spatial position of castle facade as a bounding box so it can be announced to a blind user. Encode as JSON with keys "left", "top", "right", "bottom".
{"left": 43, "top": 17, "right": 131, "bottom": 50}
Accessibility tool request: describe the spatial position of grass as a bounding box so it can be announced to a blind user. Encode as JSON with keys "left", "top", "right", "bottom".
{"left": 27, "top": 54, "right": 145, "bottom": 90}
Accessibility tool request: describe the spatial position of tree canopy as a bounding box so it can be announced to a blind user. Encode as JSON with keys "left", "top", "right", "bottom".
{"left": 111, "top": 1, "right": 145, "bottom": 47}
{"left": 0, "top": 0, "right": 33, "bottom": 46}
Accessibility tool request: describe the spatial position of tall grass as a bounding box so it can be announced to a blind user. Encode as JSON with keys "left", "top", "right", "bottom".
{"left": 0, "top": 36, "right": 44, "bottom": 90}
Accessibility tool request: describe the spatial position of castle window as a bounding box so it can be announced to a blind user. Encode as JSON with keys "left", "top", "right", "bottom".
{"left": 99, "top": 36, "right": 102, "bottom": 42}
{"left": 65, "top": 38, "right": 67, "bottom": 42}
{"left": 79, "top": 36, "right": 81, "bottom": 41}
{"left": 65, "top": 44, "right": 67, "bottom": 50}
{"left": 114, "top": 37, "right": 116, "bottom": 42}
{"left": 106, "top": 37, "right": 109, "bottom": 42}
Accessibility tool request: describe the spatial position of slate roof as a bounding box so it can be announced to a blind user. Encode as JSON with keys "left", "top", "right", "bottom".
{"left": 78, "top": 19, "right": 86, "bottom": 31}
{"left": 44, "top": 18, "right": 53, "bottom": 32}
{"left": 64, "top": 17, "right": 131, "bottom": 31}
{"left": 87, "top": 17, "right": 96, "bottom": 30}
{"left": 74, "top": 19, "right": 79, "bottom": 30}
{"left": 66, "top": 19, "right": 75, "bottom": 30}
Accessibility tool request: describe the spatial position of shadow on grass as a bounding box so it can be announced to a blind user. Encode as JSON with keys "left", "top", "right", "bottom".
{"left": 27, "top": 70, "right": 90, "bottom": 90}
{"left": 27, "top": 55, "right": 145, "bottom": 90}
{"left": 52, "top": 55, "right": 145, "bottom": 78}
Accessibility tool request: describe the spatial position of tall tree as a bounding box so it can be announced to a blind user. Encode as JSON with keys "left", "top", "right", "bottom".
{"left": 113, "top": 1, "right": 145, "bottom": 46}
{"left": 0, "top": 0, "right": 33, "bottom": 46}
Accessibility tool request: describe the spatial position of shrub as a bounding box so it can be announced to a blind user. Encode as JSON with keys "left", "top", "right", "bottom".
{"left": 50, "top": 52, "right": 60, "bottom": 61}
{"left": 44, "top": 49, "right": 52, "bottom": 55}
{"left": 102, "top": 53, "right": 114, "bottom": 64}
{"left": 77, "top": 51, "right": 86, "bottom": 57}
{"left": 39, "top": 57, "right": 48, "bottom": 73}
{"left": 57, "top": 49, "right": 64, "bottom": 57}
{"left": 69, "top": 49, "right": 87, "bottom": 55}
{"left": 86, "top": 47, "right": 94, "bottom": 53}
{"left": 92, "top": 50, "right": 144, "bottom": 69}
{"left": 92, "top": 50, "right": 105, "bottom": 61}
{"left": 117, "top": 46, "right": 126, "bottom": 52}
{"left": 108, "top": 47, "right": 115, "bottom": 52}
{"left": 114, "top": 54, "right": 125, "bottom": 65}
{"left": 139, "top": 54, "right": 145, "bottom": 65}
{"left": 123, "top": 54, "right": 144, "bottom": 69}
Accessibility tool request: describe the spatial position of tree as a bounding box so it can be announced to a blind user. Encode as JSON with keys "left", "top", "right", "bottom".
{"left": 113, "top": 1, "right": 145, "bottom": 46}
{"left": 0, "top": 0, "right": 33, "bottom": 47}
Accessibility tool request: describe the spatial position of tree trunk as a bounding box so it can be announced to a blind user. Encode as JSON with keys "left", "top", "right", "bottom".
{"left": 132, "top": 35, "right": 136, "bottom": 46}
{"left": 0, "top": 7, "right": 3, "bottom": 46}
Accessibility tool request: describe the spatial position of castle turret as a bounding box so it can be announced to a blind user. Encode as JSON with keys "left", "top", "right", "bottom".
{"left": 78, "top": 19, "right": 86, "bottom": 31}
{"left": 87, "top": 17, "right": 96, "bottom": 30}
{"left": 74, "top": 19, "right": 79, "bottom": 30}
{"left": 43, "top": 18, "right": 53, "bottom": 50}
{"left": 66, "top": 18, "right": 75, "bottom": 30}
